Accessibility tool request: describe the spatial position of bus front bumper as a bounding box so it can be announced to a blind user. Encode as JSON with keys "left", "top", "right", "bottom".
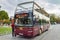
{"left": 17, "top": 31, "right": 33, "bottom": 37}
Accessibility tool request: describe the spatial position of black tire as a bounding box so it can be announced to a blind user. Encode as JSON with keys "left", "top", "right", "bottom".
{"left": 46, "top": 29, "right": 48, "bottom": 31}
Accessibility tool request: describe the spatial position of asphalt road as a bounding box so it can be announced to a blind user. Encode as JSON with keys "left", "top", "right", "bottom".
{"left": 0, "top": 24, "right": 60, "bottom": 40}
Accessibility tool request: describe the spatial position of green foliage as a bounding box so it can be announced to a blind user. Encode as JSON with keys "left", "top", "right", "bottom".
{"left": 0, "top": 10, "right": 9, "bottom": 20}
{"left": 55, "top": 17, "right": 60, "bottom": 23}
{"left": 0, "top": 27, "right": 12, "bottom": 35}
{"left": 3, "top": 19, "right": 11, "bottom": 24}
{"left": 50, "top": 14, "right": 60, "bottom": 23}
{"left": 50, "top": 14, "right": 56, "bottom": 23}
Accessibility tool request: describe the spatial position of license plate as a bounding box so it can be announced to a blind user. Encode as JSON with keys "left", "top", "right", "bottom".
{"left": 19, "top": 33, "right": 23, "bottom": 35}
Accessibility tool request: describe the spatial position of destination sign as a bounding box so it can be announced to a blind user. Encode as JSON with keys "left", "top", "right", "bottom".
{"left": 16, "top": 13, "right": 28, "bottom": 18}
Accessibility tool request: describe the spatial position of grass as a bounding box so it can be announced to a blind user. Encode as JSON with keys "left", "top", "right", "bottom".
{"left": 0, "top": 26, "right": 12, "bottom": 36}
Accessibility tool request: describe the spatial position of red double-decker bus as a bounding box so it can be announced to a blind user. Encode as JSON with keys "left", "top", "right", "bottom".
{"left": 11, "top": 1, "right": 50, "bottom": 37}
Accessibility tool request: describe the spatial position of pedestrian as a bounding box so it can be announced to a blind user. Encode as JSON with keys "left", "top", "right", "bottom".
{"left": 11, "top": 19, "right": 15, "bottom": 36}
{"left": 11, "top": 23, "right": 14, "bottom": 36}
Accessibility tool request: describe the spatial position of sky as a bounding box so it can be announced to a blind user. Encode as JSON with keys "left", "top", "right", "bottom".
{"left": 0, "top": 0, "right": 60, "bottom": 17}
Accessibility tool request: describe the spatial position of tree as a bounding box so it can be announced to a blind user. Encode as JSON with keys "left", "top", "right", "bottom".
{"left": 0, "top": 10, "right": 9, "bottom": 20}
{"left": 50, "top": 14, "right": 60, "bottom": 24}
{"left": 0, "top": 10, "right": 9, "bottom": 24}
{"left": 50, "top": 14, "right": 57, "bottom": 24}
{"left": 3, "top": 19, "right": 11, "bottom": 24}
{"left": 56, "top": 16, "right": 60, "bottom": 23}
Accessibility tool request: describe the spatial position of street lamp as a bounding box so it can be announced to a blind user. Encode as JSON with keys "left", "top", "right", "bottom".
{"left": 0, "top": 6, "right": 1, "bottom": 8}
{"left": 0, "top": 6, "right": 1, "bottom": 10}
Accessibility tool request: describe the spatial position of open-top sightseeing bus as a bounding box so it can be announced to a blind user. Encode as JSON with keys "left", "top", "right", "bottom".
{"left": 11, "top": 1, "right": 50, "bottom": 37}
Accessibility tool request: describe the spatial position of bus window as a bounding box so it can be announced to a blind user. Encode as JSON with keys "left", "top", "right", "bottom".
{"left": 41, "top": 19, "right": 49, "bottom": 25}
{"left": 15, "top": 16, "right": 33, "bottom": 26}
{"left": 38, "top": 19, "right": 41, "bottom": 25}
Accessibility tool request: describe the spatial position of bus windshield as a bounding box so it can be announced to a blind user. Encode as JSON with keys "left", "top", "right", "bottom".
{"left": 15, "top": 13, "right": 33, "bottom": 26}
